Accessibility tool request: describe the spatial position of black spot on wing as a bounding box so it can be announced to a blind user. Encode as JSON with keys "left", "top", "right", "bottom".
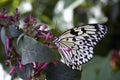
{"left": 79, "top": 58, "right": 83, "bottom": 62}
{"left": 81, "top": 28, "right": 86, "bottom": 33}
{"left": 84, "top": 55, "right": 88, "bottom": 59}
{"left": 66, "top": 38, "right": 69, "bottom": 41}
{"left": 70, "top": 29, "right": 78, "bottom": 36}
{"left": 72, "top": 37, "right": 76, "bottom": 41}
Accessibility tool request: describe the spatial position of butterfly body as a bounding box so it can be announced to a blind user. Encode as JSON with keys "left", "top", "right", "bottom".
{"left": 53, "top": 24, "right": 107, "bottom": 70}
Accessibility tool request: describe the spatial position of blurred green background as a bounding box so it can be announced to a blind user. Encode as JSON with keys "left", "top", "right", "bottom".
{"left": 0, "top": 0, "right": 120, "bottom": 80}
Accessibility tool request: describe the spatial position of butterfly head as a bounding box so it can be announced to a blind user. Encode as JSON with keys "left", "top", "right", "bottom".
{"left": 53, "top": 37, "right": 60, "bottom": 44}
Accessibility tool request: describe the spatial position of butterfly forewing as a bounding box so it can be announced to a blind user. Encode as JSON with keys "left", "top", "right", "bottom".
{"left": 54, "top": 24, "right": 107, "bottom": 70}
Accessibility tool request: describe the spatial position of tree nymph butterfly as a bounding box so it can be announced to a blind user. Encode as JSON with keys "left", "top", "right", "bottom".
{"left": 53, "top": 24, "right": 107, "bottom": 70}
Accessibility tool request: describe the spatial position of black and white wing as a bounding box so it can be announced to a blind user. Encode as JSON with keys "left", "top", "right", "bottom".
{"left": 53, "top": 24, "right": 107, "bottom": 70}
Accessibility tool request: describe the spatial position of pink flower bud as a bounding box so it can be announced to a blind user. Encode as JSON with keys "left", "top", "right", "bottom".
{"left": 19, "top": 62, "right": 24, "bottom": 71}
{"left": 39, "top": 25, "right": 47, "bottom": 31}
{"left": 110, "top": 50, "right": 120, "bottom": 68}
{"left": 24, "top": 17, "right": 30, "bottom": 23}
{"left": 5, "top": 36, "right": 11, "bottom": 54}
{"left": 5, "top": 60, "right": 10, "bottom": 67}
{"left": 9, "top": 66, "right": 16, "bottom": 75}
{"left": 40, "top": 62, "right": 49, "bottom": 70}
{"left": 40, "top": 32, "right": 54, "bottom": 40}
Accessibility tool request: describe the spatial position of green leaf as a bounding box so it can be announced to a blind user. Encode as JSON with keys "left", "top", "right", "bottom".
{"left": 82, "top": 55, "right": 113, "bottom": 80}
{"left": 46, "top": 62, "right": 82, "bottom": 80}
{"left": 111, "top": 71, "right": 120, "bottom": 80}
{"left": 98, "top": 55, "right": 112, "bottom": 80}
{"left": 64, "top": 0, "right": 84, "bottom": 9}
{"left": 64, "top": 0, "right": 76, "bottom": 8}
{"left": 20, "top": 35, "right": 56, "bottom": 65}
{"left": 82, "top": 56, "right": 105, "bottom": 80}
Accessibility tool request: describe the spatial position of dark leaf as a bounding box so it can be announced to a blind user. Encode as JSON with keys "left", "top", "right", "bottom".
{"left": 9, "top": 24, "right": 22, "bottom": 38}
{"left": 20, "top": 35, "right": 56, "bottom": 65}
{"left": 0, "top": 27, "right": 6, "bottom": 46}
{"left": 16, "top": 64, "right": 32, "bottom": 80}
{"left": 98, "top": 55, "right": 112, "bottom": 80}
{"left": 46, "top": 62, "right": 82, "bottom": 80}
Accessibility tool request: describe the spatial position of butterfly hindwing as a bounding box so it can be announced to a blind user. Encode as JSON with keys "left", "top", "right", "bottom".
{"left": 54, "top": 24, "right": 107, "bottom": 70}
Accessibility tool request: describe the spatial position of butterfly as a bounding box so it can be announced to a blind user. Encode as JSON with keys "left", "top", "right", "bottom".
{"left": 53, "top": 24, "right": 107, "bottom": 70}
